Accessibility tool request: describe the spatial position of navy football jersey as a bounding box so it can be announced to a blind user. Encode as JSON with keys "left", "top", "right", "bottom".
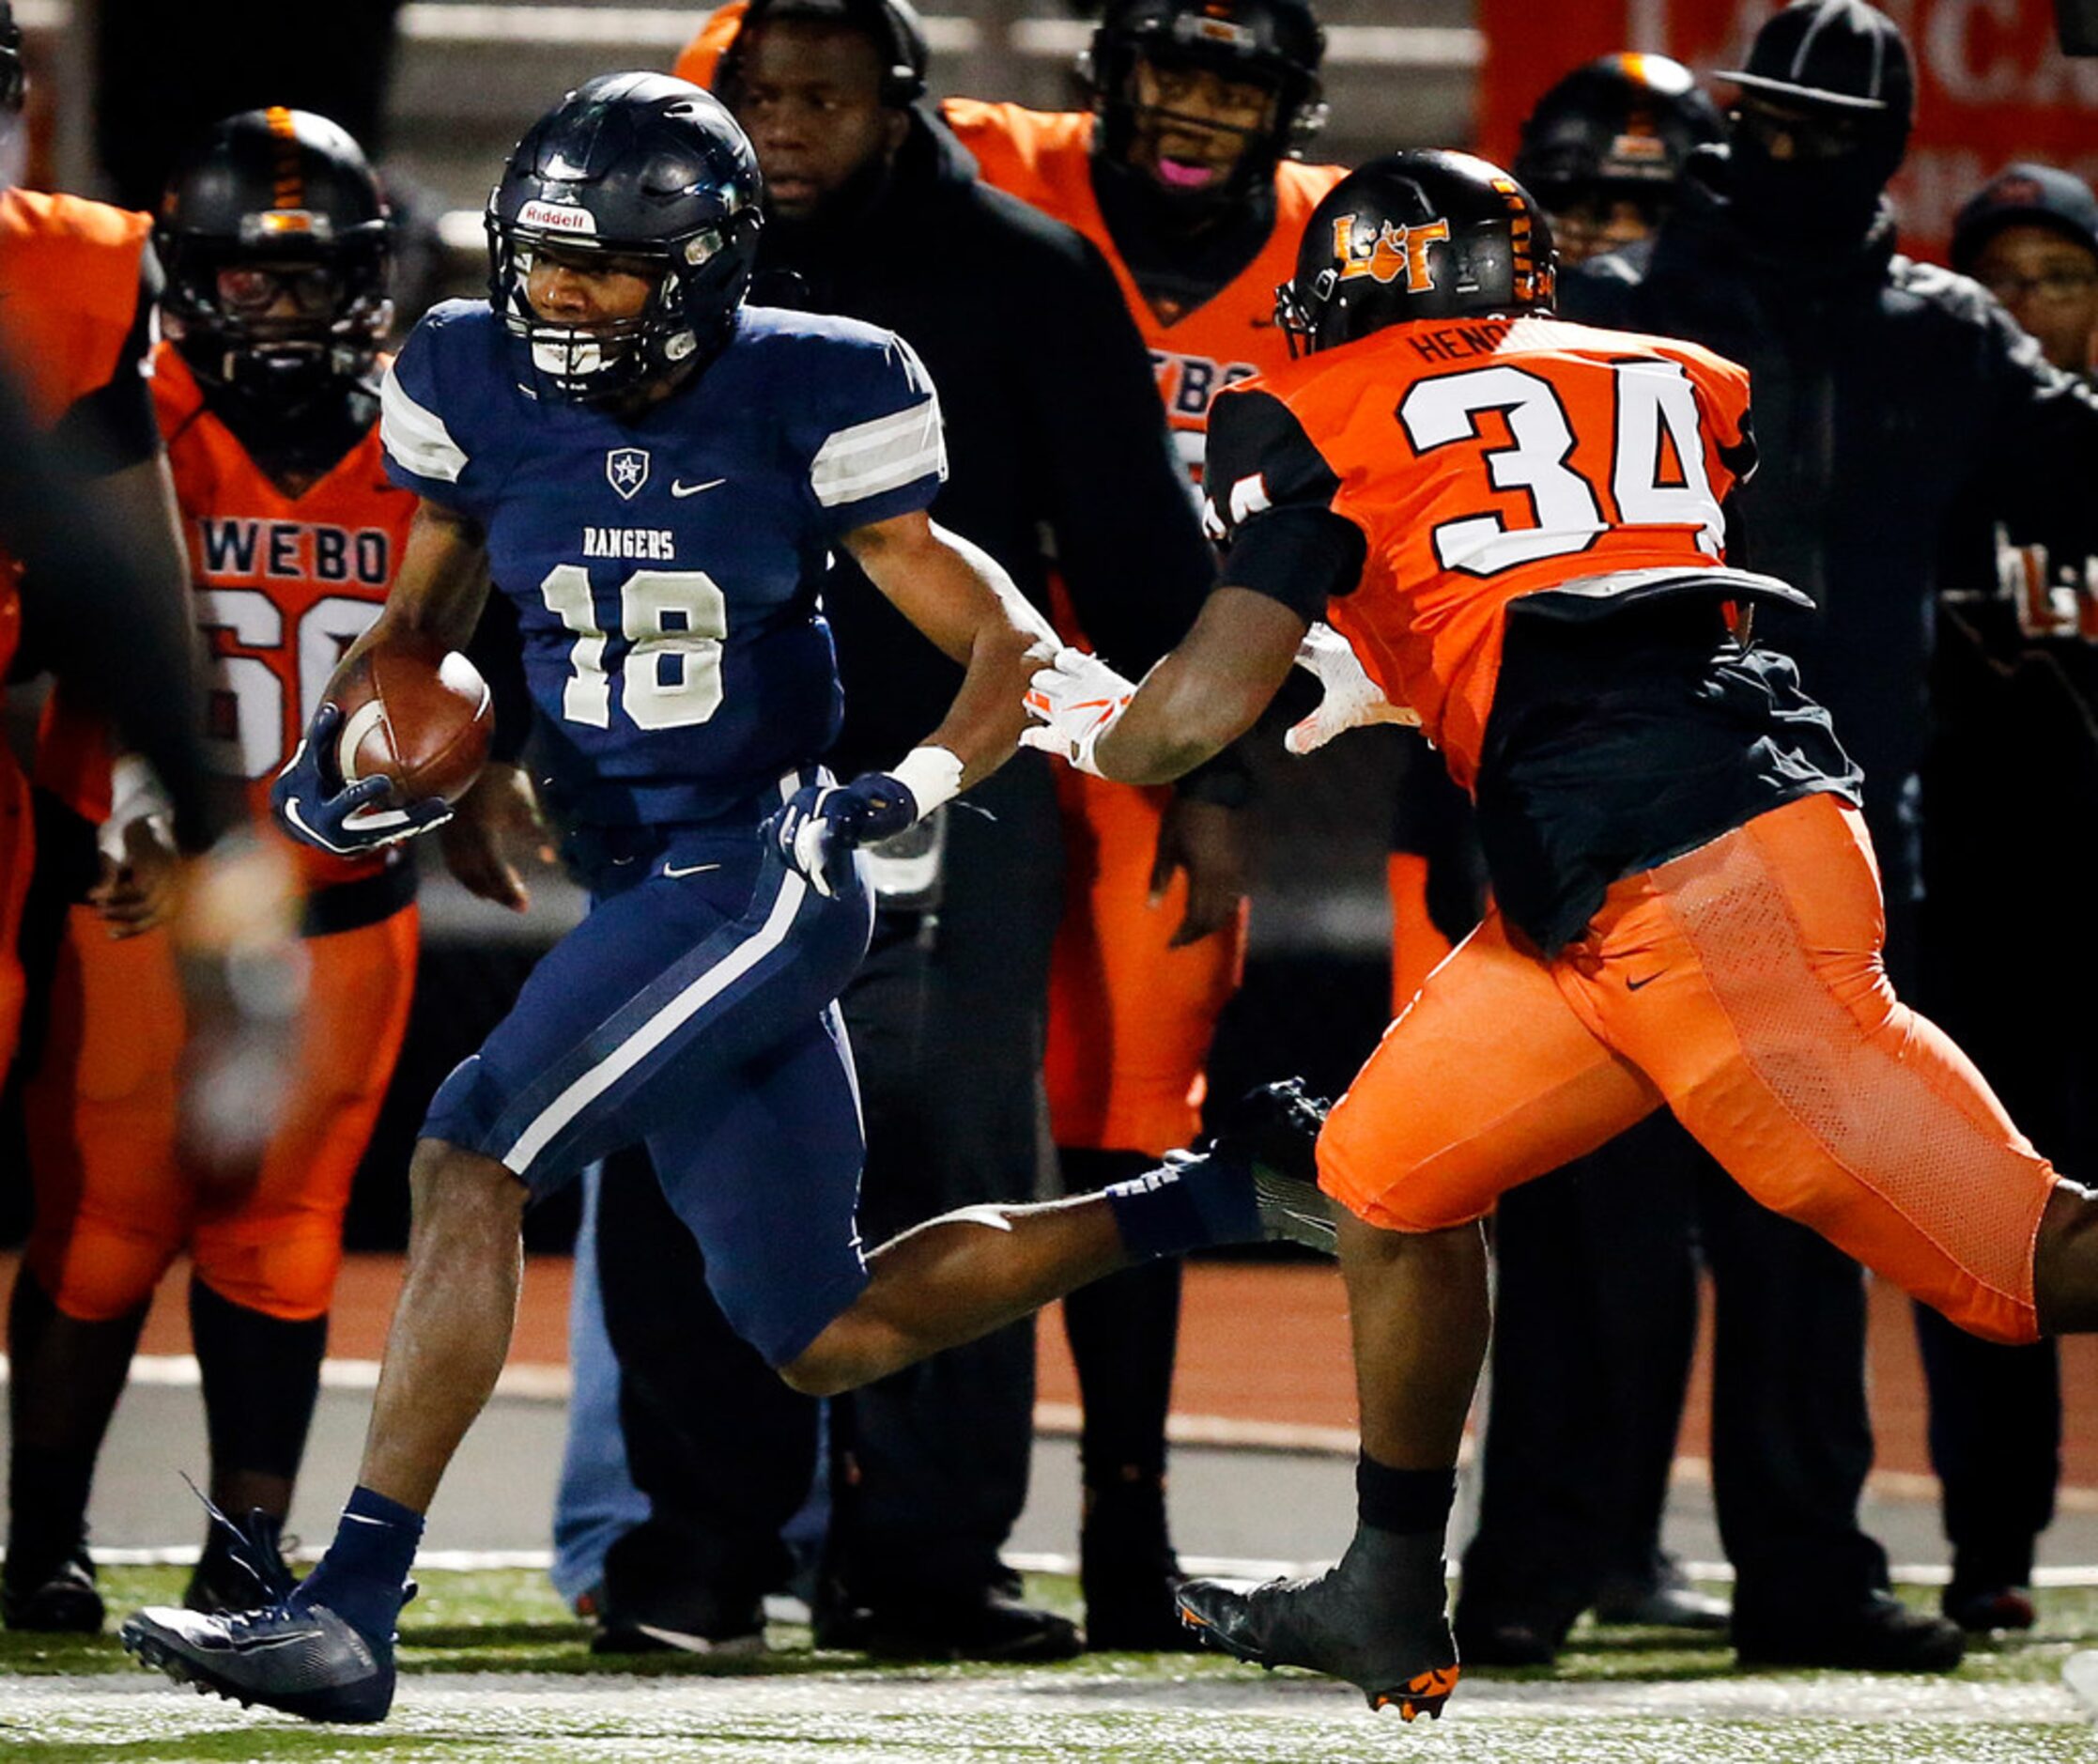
{"left": 380, "top": 301, "right": 947, "bottom": 827}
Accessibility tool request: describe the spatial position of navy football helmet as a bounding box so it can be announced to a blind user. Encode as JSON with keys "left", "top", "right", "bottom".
{"left": 487, "top": 72, "right": 764, "bottom": 404}
{"left": 155, "top": 108, "right": 393, "bottom": 402}
{"left": 1086, "top": 0, "right": 1327, "bottom": 204}
{"left": 1275, "top": 150, "right": 1555, "bottom": 356}
{"left": 1513, "top": 54, "right": 1722, "bottom": 216}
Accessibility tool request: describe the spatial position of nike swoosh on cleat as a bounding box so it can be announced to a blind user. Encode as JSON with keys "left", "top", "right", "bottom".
{"left": 671, "top": 478, "right": 726, "bottom": 498}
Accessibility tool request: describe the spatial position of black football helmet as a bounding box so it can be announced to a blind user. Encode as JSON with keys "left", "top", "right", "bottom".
{"left": 1275, "top": 150, "right": 1555, "bottom": 357}
{"left": 1513, "top": 54, "right": 1721, "bottom": 215}
{"left": 2, "top": 2, "right": 27, "bottom": 145}
{"left": 487, "top": 72, "right": 763, "bottom": 404}
{"left": 1085, "top": 0, "right": 1327, "bottom": 203}
{"left": 155, "top": 108, "right": 392, "bottom": 402}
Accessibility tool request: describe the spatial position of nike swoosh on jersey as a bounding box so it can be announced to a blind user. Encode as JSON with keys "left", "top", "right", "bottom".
{"left": 671, "top": 478, "right": 727, "bottom": 498}
{"left": 662, "top": 861, "right": 723, "bottom": 878}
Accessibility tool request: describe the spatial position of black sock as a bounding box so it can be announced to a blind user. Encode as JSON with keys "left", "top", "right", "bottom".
{"left": 1063, "top": 1151, "right": 1182, "bottom": 1492}
{"left": 191, "top": 1277, "right": 328, "bottom": 1486}
{"left": 1356, "top": 1453, "right": 1457, "bottom": 1537}
{"left": 6, "top": 1273, "right": 147, "bottom": 1576}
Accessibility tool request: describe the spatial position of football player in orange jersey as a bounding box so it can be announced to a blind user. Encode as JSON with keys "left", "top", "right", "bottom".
{"left": 1023, "top": 149, "right": 2098, "bottom": 1722}
{"left": 0, "top": 0, "right": 227, "bottom": 1634}
{"left": 6, "top": 108, "right": 419, "bottom": 1634}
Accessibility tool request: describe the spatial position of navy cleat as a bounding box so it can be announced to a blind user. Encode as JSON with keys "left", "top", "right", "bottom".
{"left": 1176, "top": 1526, "right": 1460, "bottom": 1721}
{"left": 121, "top": 1596, "right": 396, "bottom": 1725}
{"left": 1186, "top": 1077, "right": 1337, "bottom": 1254}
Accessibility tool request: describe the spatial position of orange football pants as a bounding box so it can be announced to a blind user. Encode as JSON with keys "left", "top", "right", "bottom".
{"left": 1046, "top": 769, "right": 1246, "bottom": 1158}
{"left": 1319, "top": 792, "right": 2057, "bottom": 1346}
{"left": 24, "top": 900, "right": 418, "bottom": 1323}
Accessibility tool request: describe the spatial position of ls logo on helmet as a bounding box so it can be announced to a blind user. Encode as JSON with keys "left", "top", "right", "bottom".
{"left": 1333, "top": 215, "right": 1450, "bottom": 292}
{"left": 518, "top": 199, "right": 596, "bottom": 235}
{"left": 606, "top": 448, "right": 650, "bottom": 501}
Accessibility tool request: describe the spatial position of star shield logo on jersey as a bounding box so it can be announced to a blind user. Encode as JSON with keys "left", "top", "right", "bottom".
{"left": 1333, "top": 215, "right": 1451, "bottom": 293}
{"left": 606, "top": 447, "right": 650, "bottom": 502}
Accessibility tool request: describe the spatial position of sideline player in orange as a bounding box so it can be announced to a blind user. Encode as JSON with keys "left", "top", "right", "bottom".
{"left": 677, "top": 0, "right": 1336, "bottom": 1641}
{"left": 1, "top": 0, "right": 224, "bottom": 1633}
{"left": 1022, "top": 148, "right": 2098, "bottom": 1720}
{"left": 0, "top": 0, "right": 204, "bottom": 1080}
{"left": 7, "top": 109, "right": 419, "bottom": 1632}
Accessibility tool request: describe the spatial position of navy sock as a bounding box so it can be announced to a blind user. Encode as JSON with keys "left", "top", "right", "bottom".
{"left": 1356, "top": 1454, "right": 1458, "bottom": 1538}
{"left": 1103, "top": 1153, "right": 1261, "bottom": 1262}
{"left": 293, "top": 1486, "right": 424, "bottom": 1646}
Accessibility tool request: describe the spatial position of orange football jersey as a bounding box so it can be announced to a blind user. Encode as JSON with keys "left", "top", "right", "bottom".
{"left": 940, "top": 100, "right": 1343, "bottom": 487}
{"left": 0, "top": 188, "right": 151, "bottom": 428}
{"left": 0, "top": 189, "right": 151, "bottom": 682}
{"left": 147, "top": 346, "right": 417, "bottom": 885}
{"left": 1205, "top": 314, "right": 1773, "bottom": 790}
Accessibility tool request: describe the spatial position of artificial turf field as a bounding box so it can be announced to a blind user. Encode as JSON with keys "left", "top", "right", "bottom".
{"left": 4, "top": 1569, "right": 2097, "bottom": 1762}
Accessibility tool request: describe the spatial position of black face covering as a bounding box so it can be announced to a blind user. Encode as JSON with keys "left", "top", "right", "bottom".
{"left": 1726, "top": 107, "right": 1905, "bottom": 256}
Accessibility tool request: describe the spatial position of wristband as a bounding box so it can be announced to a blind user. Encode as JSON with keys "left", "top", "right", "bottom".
{"left": 889, "top": 745, "right": 964, "bottom": 818}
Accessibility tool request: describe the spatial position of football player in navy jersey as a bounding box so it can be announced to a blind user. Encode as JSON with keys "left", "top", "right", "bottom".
{"left": 117, "top": 73, "right": 1334, "bottom": 1725}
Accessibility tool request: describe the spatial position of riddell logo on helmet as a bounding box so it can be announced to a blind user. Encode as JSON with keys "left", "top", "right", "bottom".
{"left": 1333, "top": 215, "right": 1450, "bottom": 292}
{"left": 518, "top": 199, "right": 596, "bottom": 234}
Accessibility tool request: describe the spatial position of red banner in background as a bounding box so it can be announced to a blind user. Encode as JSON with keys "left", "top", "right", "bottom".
{"left": 1475, "top": 0, "right": 2098, "bottom": 260}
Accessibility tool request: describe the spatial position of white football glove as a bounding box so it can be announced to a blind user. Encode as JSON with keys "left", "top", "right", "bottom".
{"left": 1285, "top": 622, "right": 1419, "bottom": 755}
{"left": 1019, "top": 645, "right": 1136, "bottom": 778}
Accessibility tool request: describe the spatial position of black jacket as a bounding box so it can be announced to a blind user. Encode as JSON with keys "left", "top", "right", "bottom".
{"left": 756, "top": 110, "right": 1215, "bottom": 778}
{"left": 1565, "top": 146, "right": 2098, "bottom": 902}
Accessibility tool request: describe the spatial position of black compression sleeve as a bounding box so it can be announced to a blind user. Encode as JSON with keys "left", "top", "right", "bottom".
{"left": 1219, "top": 507, "right": 1366, "bottom": 626}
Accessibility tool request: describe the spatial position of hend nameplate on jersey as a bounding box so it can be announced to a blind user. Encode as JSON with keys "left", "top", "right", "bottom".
{"left": 607, "top": 447, "right": 650, "bottom": 501}
{"left": 518, "top": 200, "right": 597, "bottom": 235}
{"left": 1334, "top": 216, "right": 1450, "bottom": 293}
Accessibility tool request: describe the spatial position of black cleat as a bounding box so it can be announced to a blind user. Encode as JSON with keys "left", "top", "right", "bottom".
{"left": 1081, "top": 1479, "right": 1205, "bottom": 1653}
{"left": 185, "top": 1508, "right": 297, "bottom": 1616}
{"left": 1734, "top": 1592, "right": 1966, "bottom": 1672}
{"left": 1177, "top": 1526, "right": 1459, "bottom": 1720}
{"left": 121, "top": 1596, "right": 396, "bottom": 1725}
{"left": 816, "top": 1585, "right": 1081, "bottom": 1663}
{"left": 1192, "top": 1078, "right": 1337, "bottom": 1254}
{"left": 2, "top": 1546, "right": 104, "bottom": 1634}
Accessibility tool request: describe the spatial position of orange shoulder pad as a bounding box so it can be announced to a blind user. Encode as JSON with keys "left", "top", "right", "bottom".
{"left": 0, "top": 190, "right": 152, "bottom": 427}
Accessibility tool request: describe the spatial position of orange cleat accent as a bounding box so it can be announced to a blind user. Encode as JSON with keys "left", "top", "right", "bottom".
{"left": 1374, "top": 1664, "right": 1460, "bottom": 1720}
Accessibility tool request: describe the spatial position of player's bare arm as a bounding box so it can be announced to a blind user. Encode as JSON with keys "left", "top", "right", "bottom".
{"left": 1026, "top": 587, "right": 1305, "bottom": 784}
{"left": 843, "top": 508, "right": 1056, "bottom": 787}
{"left": 334, "top": 496, "right": 491, "bottom": 674}
{"left": 774, "top": 512, "right": 1057, "bottom": 899}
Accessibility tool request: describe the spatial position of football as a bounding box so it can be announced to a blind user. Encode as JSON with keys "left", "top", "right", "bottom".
{"left": 331, "top": 635, "right": 494, "bottom": 805}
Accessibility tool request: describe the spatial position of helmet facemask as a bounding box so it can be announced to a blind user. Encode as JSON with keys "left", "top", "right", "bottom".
{"left": 1088, "top": 2, "right": 1326, "bottom": 217}
{"left": 161, "top": 216, "right": 393, "bottom": 406}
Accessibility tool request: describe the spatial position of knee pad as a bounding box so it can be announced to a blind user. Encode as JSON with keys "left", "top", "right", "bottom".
{"left": 191, "top": 1218, "right": 346, "bottom": 1323}
{"left": 29, "top": 1221, "right": 179, "bottom": 1323}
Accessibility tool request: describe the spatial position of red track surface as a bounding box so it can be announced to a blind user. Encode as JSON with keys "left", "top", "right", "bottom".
{"left": 14, "top": 1250, "right": 2095, "bottom": 1490}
